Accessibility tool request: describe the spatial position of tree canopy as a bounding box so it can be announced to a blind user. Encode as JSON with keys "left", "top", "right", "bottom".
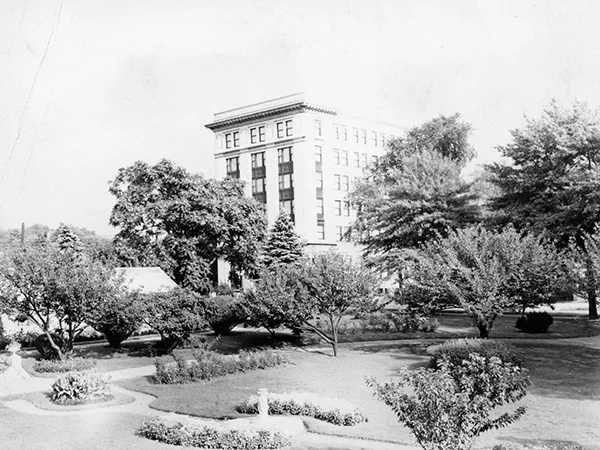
{"left": 260, "top": 211, "right": 304, "bottom": 268}
{"left": 109, "top": 159, "right": 268, "bottom": 293}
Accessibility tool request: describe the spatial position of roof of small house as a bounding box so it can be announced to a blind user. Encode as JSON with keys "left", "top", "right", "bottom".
{"left": 114, "top": 267, "right": 178, "bottom": 293}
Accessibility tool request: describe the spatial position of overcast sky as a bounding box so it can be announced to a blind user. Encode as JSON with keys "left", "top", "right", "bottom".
{"left": 1, "top": 0, "right": 600, "bottom": 236}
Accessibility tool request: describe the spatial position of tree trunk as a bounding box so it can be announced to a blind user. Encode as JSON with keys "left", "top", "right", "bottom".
{"left": 330, "top": 316, "right": 338, "bottom": 357}
{"left": 585, "top": 255, "right": 599, "bottom": 320}
{"left": 44, "top": 330, "right": 65, "bottom": 361}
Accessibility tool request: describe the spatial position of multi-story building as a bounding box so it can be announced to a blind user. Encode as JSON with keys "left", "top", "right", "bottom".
{"left": 205, "top": 93, "right": 404, "bottom": 270}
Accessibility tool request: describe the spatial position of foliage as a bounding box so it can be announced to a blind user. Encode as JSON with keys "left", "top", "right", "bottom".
{"left": 350, "top": 114, "right": 480, "bottom": 274}
{"left": 236, "top": 391, "right": 367, "bottom": 426}
{"left": 154, "top": 343, "right": 287, "bottom": 383}
{"left": 368, "top": 353, "right": 530, "bottom": 450}
{"left": 350, "top": 311, "right": 439, "bottom": 334}
{"left": 86, "top": 290, "right": 143, "bottom": 349}
{"left": 33, "top": 357, "right": 96, "bottom": 373}
{"left": 486, "top": 100, "right": 600, "bottom": 318}
{"left": 3, "top": 330, "right": 37, "bottom": 348}
{"left": 429, "top": 338, "right": 523, "bottom": 369}
{"left": 493, "top": 443, "right": 584, "bottom": 450}
{"left": 109, "top": 159, "right": 268, "bottom": 293}
{"left": 0, "top": 357, "right": 8, "bottom": 374}
{"left": 202, "top": 295, "right": 247, "bottom": 335}
{"left": 138, "top": 414, "right": 291, "bottom": 449}
{"left": 142, "top": 288, "right": 206, "bottom": 352}
{"left": 34, "top": 334, "right": 68, "bottom": 360}
{"left": 51, "top": 370, "right": 112, "bottom": 405}
{"left": 516, "top": 312, "right": 554, "bottom": 334}
{"left": 260, "top": 212, "right": 304, "bottom": 268}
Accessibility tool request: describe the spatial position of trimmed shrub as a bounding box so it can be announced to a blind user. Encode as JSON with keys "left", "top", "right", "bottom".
{"left": 51, "top": 370, "right": 112, "bottom": 405}
{"left": 203, "top": 295, "right": 247, "bottom": 335}
{"left": 516, "top": 312, "right": 554, "bottom": 333}
{"left": 154, "top": 347, "right": 287, "bottom": 384}
{"left": 236, "top": 392, "right": 366, "bottom": 426}
{"left": 138, "top": 414, "right": 290, "bottom": 449}
{"left": 429, "top": 338, "right": 523, "bottom": 369}
{"left": 34, "top": 333, "right": 68, "bottom": 360}
{"left": 33, "top": 357, "right": 96, "bottom": 373}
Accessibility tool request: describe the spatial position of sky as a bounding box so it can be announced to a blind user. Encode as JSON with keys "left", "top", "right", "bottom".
{"left": 1, "top": 0, "right": 600, "bottom": 236}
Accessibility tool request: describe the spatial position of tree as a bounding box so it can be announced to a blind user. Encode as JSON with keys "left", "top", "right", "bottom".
{"left": 261, "top": 212, "right": 304, "bottom": 268}
{"left": 487, "top": 100, "right": 600, "bottom": 319}
{"left": 351, "top": 114, "right": 480, "bottom": 275}
{"left": 109, "top": 159, "right": 268, "bottom": 293}
{"left": 53, "top": 223, "right": 83, "bottom": 255}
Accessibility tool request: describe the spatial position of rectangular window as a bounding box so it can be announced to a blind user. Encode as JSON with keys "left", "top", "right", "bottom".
{"left": 226, "top": 157, "right": 239, "bottom": 177}
{"left": 285, "top": 120, "right": 293, "bottom": 137}
{"left": 316, "top": 198, "right": 324, "bottom": 216}
{"left": 341, "top": 150, "right": 348, "bottom": 166}
{"left": 315, "top": 119, "right": 322, "bottom": 137}
{"left": 353, "top": 152, "right": 360, "bottom": 168}
{"left": 225, "top": 133, "right": 232, "bottom": 149}
{"left": 342, "top": 175, "right": 349, "bottom": 191}
{"left": 334, "top": 174, "right": 341, "bottom": 191}
{"left": 333, "top": 149, "right": 340, "bottom": 165}
{"left": 279, "top": 199, "right": 294, "bottom": 216}
{"left": 250, "top": 128, "right": 257, "bottom": 144}
{"left": 252, "top": 177, "right": 265, "bottom": 194}
{"left": 362, "top": 129, "right": 367, "bottom": 144}
{"left": 316, "top": 172, "right": 323, "bottom": 189}
{"left": 233, "top": 131, "right": 240, "bottom": 147}
{"left": 372, "top": 131, "right": 378, "bottom": 146}
{"left": 334, "top": 200, "right": 342, "bottom": 216}
{"left": 317, "top": 224, "right": 325, "bottom": 240}
{"left": 278, "top": 173, "right": 293, "bottom": 190}
{"left": 336, "top": 226, "right": 343, "bottom": 241}
{"left": 343, "top": 200, "right": 350, "bottom": 216}
{"left": 258, "top": 126, "right": 266, "bottom": 142}
{"left": 379, "top": 133, "right": 385, "bottom": 147}
{"left": 334, "top": 124, "right": 340, "bottom": 139}
{"left": 276, "top": 122, "right": 284, "bottom": 139}
{"left": 251, "top": 152, "right": 265, "bottom": 168}
{"left": 372, "top": 155, "right": 379, "bottom": 165}
{"left": 361, "top": 153, "right": 368, "bottom": 168}
{"left": 278, "top": 147, "right": 293, "bottom": 164}
{"left": 342, "top": 126, "right": 348, "bottom": 141}
{"left": 353, "top": 128, "right": 359, "bottom": 143}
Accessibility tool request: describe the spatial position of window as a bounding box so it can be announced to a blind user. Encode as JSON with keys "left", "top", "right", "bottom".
{"left": 226, "top": 157, "right": 239, "bottom": 174}
{"left": 278, "top": 173, "right": 293, "bottom": 190}
{"left": 342, "top": 126, "right": 348, "bottom": 141}
{"left": 353, "top": 128, "right": 359, "bottom": 143}
{"left": 342, "top": 175, "right": 349, "bottom": 191}
{"left": 276, "top": 122, "right": 284, "bottom": 138}
{"left": 334, "top": 174, "right": 341, "bottom": 190}
{"left": 280, "top": 199, "right": 294, "bottom": 216}
{"left": 316, "top": 172, "right": 323, "bottom": 188}
{"left": 379, "top": 133, "right": 385, "bottom": 147}
{"left": 372, "top": 131, "right": 378, "bottom": 146}
{"left": 225, "top": 133, "right": 232, "bottom": 149}
{"left": 372, "top": 155, "right": 379, "bottom": 165}
{"left": 258, "top": 126, "right": 266, "bottom": 142}
{"left": 333, "top": 149, "right": 340, "bottom": 165}
{"left": 334, "top": 200, "right": 342, "bottom": 216}
{"left": 341, "top": 150, "right": 348, "bottom": 166}
{"left": 334, "top": 124, "right": 340, "bottom": 139}
{"left": 285, "top": 120, "right": 293, "bottom": 137}
{"left": 251, "top": 152, "right": 265, "bottom": 168}
{"left": 316, "top": 198, "right": 324, "bottom": 217}
{"left": 252, "top": 177, "right": 265, "bottom": 194}
{"left": 343, "top": 200, "right": 350, "bottom": 216}
{"left": 361, "top": 153, "right": 368, "bottom": 168}
{"left": 250, "top": 127, "right": 257, "bottom": 144}
{"left": 315, "top": 146, "right": 322, "bottom": 163}
{"left": 361, "top": 129, "right": 367, "bottom": 144}
{"left": 278, "top": 147, "right": 293, "bottom": 163}
{"left": 353, "top": 152, "right": 360, "bottom": 167}
{"left": 315, "top": 119, "right": 322, "bottom": 137}
{"left": 232, "top": 131, "right": 239, "bottom": 147}
{"left": 336, "top": 226, "right": 343, "bottom": 241}
{"left": 317, "top": 224, "right": 325, "bottom": 240}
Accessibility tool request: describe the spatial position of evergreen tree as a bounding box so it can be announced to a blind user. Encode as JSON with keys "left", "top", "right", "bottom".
{"left": 261, "top": 212, "right": 304, "bottom": 268}
{"left": 53, "top": 223, "right": 83, "bottom": 255}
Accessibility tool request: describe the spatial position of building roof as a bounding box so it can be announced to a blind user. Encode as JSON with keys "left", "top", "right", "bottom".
{"left": 114, "top": 267, "right": 178, "bottom": 293}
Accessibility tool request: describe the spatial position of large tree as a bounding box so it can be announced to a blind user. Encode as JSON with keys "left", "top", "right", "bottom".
{"left": 109, "top": 159, "right": 268, "bottom": 293}
{"left": 487, "top": 100, "right": 600, "bottom": 319}
{"left": 260, "top": 211, "right": 304, "bottom": 268}
{"left": 351, "top": 114, "right": 480, "bottom": 274}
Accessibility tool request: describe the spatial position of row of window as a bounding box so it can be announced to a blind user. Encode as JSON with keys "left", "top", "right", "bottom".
{"left": 333, "top": 149, "right": 378, "bottom": 168}
{"left": 314, "top": 119, "right": 389, "bottom": 147}
{"left": 225, "top": 120, "right": 293, "bottom": 150}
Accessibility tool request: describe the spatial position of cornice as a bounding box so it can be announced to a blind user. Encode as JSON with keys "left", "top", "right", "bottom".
{"left": 205, "top": 102, "right": 337, "bottom": 131}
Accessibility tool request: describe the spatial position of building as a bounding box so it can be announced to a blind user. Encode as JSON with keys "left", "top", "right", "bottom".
{"left": 205, "top": 93, "right": 404, "bottom": 262}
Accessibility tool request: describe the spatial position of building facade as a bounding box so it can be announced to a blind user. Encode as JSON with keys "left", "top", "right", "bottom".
{"left": 205, "top": 93, "right": 404, "bottom": 260}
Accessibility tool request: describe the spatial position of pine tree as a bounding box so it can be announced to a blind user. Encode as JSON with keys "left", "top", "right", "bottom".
{"left": 53, "top": 223, "right": 83, "bottom": 255}
{"left": 261, "top": 212, "right": 304, "bottom": 268}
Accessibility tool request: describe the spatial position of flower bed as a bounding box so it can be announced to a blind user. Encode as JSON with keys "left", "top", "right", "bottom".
{"left": 138, "top": 414, "right": 291, "bottom": 449}
{"left": 236, "top": 391, "right": 366, "bottom": 426}
{"left": 51, "top": 370, "right": 112, "bottom": 405}
{"left": 34, "top": 357, "right": 96, "bottom": 373}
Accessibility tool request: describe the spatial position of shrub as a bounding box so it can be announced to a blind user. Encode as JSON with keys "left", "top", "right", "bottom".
{"left": 0, "top": 357, "right": 9, "bottom": 374}
{"left": 34, "top": 333, "right": 68, "bottom": 360}
{"left": 492, "top": 443, "right": 583, "bottom": 450}
{"left": 516, "top": 312, "right": 554, "bottom": 333}
{"left": 236, "top": 391, "right": 366, "bottom": 426}
{"left": 138, "top": 414, "right": 290, "bottom": 449}
{"left": 368, "top": 354, "right": 530, "bottom": 450}
{"left": 203, "top": 295, "right": 246, "bottom": 335}
{"left": 33, "top": 357, "right": 96, "bottom": 373}
{"left": 429, "top": 338, "right": 523, "bottom": 370}
{"left": 87, "top": 291, "right": 143, "bottom": 348}
{"left": 51, "top": 370, "right": 112, "bottom": 405}
{"left": 4, "top": 330, "right": 38, "bottom": 348}
{"left": 154, "top": 346, "right": 287, "bottom": 384}
{"left": 388, "top": 311, "right": 439, "bottom": 333}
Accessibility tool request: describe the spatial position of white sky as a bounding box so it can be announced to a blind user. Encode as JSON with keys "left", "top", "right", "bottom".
{"left": 1, "top": 0, "right": 600, "bottom": 236}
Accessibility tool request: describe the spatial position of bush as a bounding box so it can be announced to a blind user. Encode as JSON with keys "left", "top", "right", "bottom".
{"left": 51, "top": 370, "right": 112, "bottom": 405}
{"left": 236, "top": 391, "right": 366, "bottom": 426}
{"left": 516, "top": 312, "right": 554, "bottom": 333}
{"left": 33, "top": 357, "right": 96, "bottom": 373}
{"left": 4, "top": 330, "right": 38, "bottom": 348}
{"left": 34, "top": 333, "right": 68, "bottom": 360}
{"left": 155, "top": 344, "right": 287, "bottom": 384}
{"left": 0, "top": 357, "right": 9, "bottom": 374}
{"left": 368, "top": 353, "right": 530, "bottom": 450}
{"left": 87, "top": 291, "right": 143, "bottom": 349}
{"left": 492, "top": 443, "right": 583, "bottom": 450}
{"left": 429, "top": 338, "right": 523, "bottom": 369}
{"left": 203, "top": 295, "right": 246, "bottom": 335}
{"left": 138, "top": 414, "right": 290, "bottom": 449}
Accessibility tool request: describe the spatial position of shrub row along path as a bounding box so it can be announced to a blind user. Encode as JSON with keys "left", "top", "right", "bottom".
{"left": 0, "top": 363, "right": 417, "bottom": 450}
